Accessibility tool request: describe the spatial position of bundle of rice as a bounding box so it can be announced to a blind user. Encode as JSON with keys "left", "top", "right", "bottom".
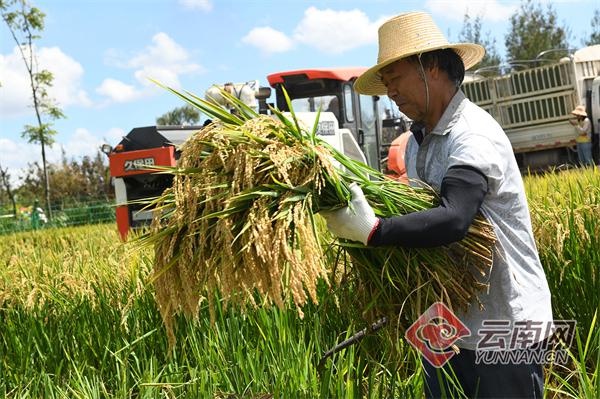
{"left": 141, "top": 84, "right": 496, "bottom": 345}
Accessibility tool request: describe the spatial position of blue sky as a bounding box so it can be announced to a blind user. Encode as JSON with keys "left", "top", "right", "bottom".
{"left": 1, "top": 0, "right": 598, "bottom": 179}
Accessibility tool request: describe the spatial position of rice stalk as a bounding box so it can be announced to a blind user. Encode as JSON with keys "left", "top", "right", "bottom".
{"left": 139, "top": 83, "right": 497, "bottom": 345}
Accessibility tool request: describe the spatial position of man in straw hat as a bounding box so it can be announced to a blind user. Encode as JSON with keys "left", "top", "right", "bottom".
{"left": 569, "top": 104, "right": 594, "bottom": 166}
{"left": 323, "top": 11, "right": 553, "bottom": 398}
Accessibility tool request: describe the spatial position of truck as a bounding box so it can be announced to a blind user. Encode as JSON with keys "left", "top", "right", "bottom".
{"left": 461, "top": 45, "right": 600, "bottom": 170}
{"left": 104, "top": 69, "right": 407, "bottom": 239}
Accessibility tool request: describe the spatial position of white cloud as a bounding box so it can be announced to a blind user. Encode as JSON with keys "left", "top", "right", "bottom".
{"left": 0, "top": 138, "right": 27, "bottom": 169}
{"left": 134, "top": 66, "right": 183, "bottom": 89}
{"left": 0, "top": 138, "right": 62, "bottom": 180}
{"left": 425, "top": 0, "right": 517, "bottom": 22}
{"left": 0, "top": 45, "right": 91, "bottom": 118}
{"left": 0, "top": 51, "right": 30, "bottom": 117}
{"left": 102, "top": 127, "right": 126, "bottom": 145}
{"left": 179, "top": 0, "right": 212, "bottom": 12}
{"left": 242, "top": 27, "right": 294, "bottom": 54}
{"left": 293, "top": 7, "right": 388, "bottom": 54}
{"left": 96, "top": 78, "right": 144, "bottom": 103}
{"left": 128, "top": 33, "right": 189, "bottom": 68}
{"left": 127, "top": 32, "right": 204, "bottom": 88}
{"left": 0, "top": 138, "right": 34, "bottom": 186}
{"left": 60, "top": 128, "right": 107, "bottom": 158}
{"left": 39, "top": 47, "right": 92, "bottom": 108}
{"left": 97, "top": 33, "right": 203, "bottom": 105}
{"left": 240, "top": 7, "right": 390, "bottom": 56}
{"left": 0, "top": 127, "right": 125, "bottom": 180}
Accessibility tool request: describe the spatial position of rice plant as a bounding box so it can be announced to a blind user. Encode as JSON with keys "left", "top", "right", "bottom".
{"left": 524, "top": 167, "right": 600, "bottom": 397}
{"left": 525, "top": 168, "right": 599, "bottom": 344}
{"left": 1, "top": 165, "right": 599, "bottom": 397}
{"left": 0, "top": 224, "right": 421, "bottom": 398}
{"left": 140, "top": 84, "right": 497, "bottom": 348}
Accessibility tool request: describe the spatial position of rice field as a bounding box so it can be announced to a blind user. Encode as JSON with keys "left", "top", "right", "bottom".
{"left": 1, "top": 167, "right": 598, "bottom": 398}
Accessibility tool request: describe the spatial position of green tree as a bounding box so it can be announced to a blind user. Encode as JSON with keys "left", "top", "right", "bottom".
{"left": 15, "top": 150, "right": 112, "bottom": 205}
{"left": 584, "top": 9, "right": 600, "bottom": 46}
{"left": 15, "top": 162, "right": 43, "bottom": 205}
{"left": 505, "top": 0, "right": 571, "bottom": 65}
{"left": 156, "top": 105, "right": 200, "bottom": 125}
{"left": 1, "top": 0, "right": 65, "bottom": 220}
{"left": 0, "top": 163, "right": 17, "bottom": 217}
{"left": 50, "top": 150, "right": 111, "bottom": 202}
{"left": 459, "top": 14, "right": 502, "bottom": 74}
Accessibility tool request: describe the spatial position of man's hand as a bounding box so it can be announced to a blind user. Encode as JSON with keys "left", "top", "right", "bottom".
{"left": 320, "top": 183, "right": 379, "bottom": 245}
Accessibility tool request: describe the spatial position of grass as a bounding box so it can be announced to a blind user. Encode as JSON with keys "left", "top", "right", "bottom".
{"left": 545, "top": 311, "right": 599, "bottom": 398}
{"left": 0, "top": 167, "right": 598, "bottom": 398}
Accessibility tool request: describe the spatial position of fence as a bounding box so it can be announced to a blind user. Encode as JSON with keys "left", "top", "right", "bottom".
{"left": 0, "top": 198, "right": 115, "bottom": 235}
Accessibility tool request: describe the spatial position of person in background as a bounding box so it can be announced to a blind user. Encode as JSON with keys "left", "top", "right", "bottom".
{"left": 31, "top": 199, "right": 47, "bottom": 229}
{"left": 321, "top": 11, "right": 553, "bottom": 398}
{"left": 326, "top": 96, "right": 341, "bottom": 122}
{"left": 569, "top": 105, "right": 594, "bottom": 166}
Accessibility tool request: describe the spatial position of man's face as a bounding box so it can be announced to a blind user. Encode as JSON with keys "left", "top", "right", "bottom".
{"left": 380, "top": 58, "right": 426, "bottom": 122}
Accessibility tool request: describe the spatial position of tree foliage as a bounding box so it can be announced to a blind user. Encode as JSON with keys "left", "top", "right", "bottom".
{"left": 156, "top": 105, "right": 200, "bottom": 126}
{"left": 505, "top": 0, "right": 570, "bottom": 61}
{"left": 0, "top": 163, "right": 17, "bottom": 217}
{"left": 459, "top": 14, "right": 502, "bottom": 73}
{"left": 505, "top": 0, "right": 571, "bottom": 64}
{"left": 1, "top": 0, "right": 65, "bottom": 219}
{"left": 584, "top": 9, "right": 600, "bottom": 46}
{"left": 15, "top": 151, "right": 112, "bottom": 205}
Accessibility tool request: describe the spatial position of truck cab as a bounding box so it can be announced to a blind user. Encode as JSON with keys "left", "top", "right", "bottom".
{"left": 267, "top": 68, "right": 406, "bottom": 172}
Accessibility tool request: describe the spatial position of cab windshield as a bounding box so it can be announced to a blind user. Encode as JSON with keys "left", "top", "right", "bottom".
{"left": 291, "top": 94, "right": 401, "bottom": 124}
{"left": 378, "top": 96, "right": 402, "bottom": 121}
{"left": 291, "top": 95, "right": 337, "bottom": 112}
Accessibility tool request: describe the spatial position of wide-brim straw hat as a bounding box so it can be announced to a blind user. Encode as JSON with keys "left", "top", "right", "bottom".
{"left": 571, "top": 105, "right": 587, "bottom": 117}
{"left": 354, "top": 12, "right": 485, "bottom": 95}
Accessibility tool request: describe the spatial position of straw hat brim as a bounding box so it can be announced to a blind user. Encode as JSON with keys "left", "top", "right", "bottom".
{"left": 354, "top": 43, "right": 485, "bottom": 96}
{"left": 571, "top": 109, "right": 587, "bottom": 117}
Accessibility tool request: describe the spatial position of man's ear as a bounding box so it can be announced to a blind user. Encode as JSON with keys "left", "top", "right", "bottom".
{"left": 428, "top": 64, "right": 440, "bottom": 80}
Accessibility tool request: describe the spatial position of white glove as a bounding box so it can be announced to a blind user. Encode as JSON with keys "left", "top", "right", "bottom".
{"left": 320, "top": 183, "right": 379, "bottom": 245}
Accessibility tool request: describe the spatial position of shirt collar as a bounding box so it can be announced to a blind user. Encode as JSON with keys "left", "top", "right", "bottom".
{"left": 410, "top": 121, "right": 426, "bottom": 145}
{"left": 430, "top": 89, "right": 467, "bottom": 136}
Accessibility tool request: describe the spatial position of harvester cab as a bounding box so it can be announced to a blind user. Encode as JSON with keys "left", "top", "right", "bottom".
{"left": 267, "top": 68, "right": 406, "bottom": 172}
{"left": 204, "top": 80, "right": 273, "bottom": 115}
